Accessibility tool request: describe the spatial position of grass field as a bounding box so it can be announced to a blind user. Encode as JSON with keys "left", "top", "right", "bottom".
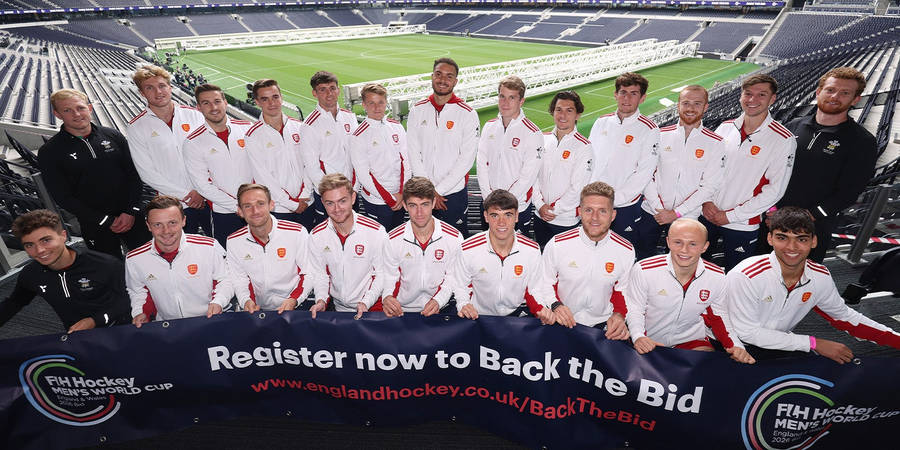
{"left": 175, "top": 34, "right": 758, "bottom": 134}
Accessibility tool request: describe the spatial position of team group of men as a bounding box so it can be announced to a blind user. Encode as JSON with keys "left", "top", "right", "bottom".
{"left": 0, "top": 58, "right": 897, "bottom": 364}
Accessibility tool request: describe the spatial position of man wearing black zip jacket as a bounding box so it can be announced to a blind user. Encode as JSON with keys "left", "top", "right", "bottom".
{"left": 38, "top": 89, "right": 149, "bottom": 258}
{"left": 760, "top": 67, "right": 876, "bottom": 262}
{"left": 0, "top": 210, "right": 130, "bottom": 333}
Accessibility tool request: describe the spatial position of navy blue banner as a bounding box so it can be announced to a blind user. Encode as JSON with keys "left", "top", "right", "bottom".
{"left": 0, "top": 312, "right": 897, "bottom": 449}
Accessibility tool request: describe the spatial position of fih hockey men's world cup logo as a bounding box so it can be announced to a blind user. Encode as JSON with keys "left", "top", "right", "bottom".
{"left": 19, "top": 355, "right": 121, "bottom": 426}
{"left": 740, "top": 373, "right": 890, "bottom": 449}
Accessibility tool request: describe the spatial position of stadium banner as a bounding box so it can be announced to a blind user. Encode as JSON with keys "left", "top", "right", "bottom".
{"left": 1, "top": 312, "right": 898, "bottom": 449}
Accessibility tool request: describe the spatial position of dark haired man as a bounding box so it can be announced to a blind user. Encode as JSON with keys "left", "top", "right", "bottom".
{"left": 726, "top": 207, "right": 900, "bottom": 363}
{"left": 706, "top": 74, "right": 795, "bottom": 270}
{"left": 0, "top": 210, "right": 130, "bottom": 332}
{"left": 226, "top": 184, "right": 312, "bottom": 315}
{"left": 382, "top": 177, "right": 463, "bottom": 317}
{"left": 588, "top": 72, "right": 659, "bottom": 248}
{"left": 244, "top": 79, "right": 316, "bottom": 229}
{"left": 533, "top": 90, "right": 593, "bottom": 247}
{"left": 183, "top": 84, "right": 253, "bottom": 246}
{"left": 299, "top": 71, "right": 359, "bottom": 228}
{"left": 407, "top": 58, "right": 480, "bottom": 237}
{"left": 127, "top": 196, "right": 232, "bottom": 327}
{"left": 451, "top": 190, "right": 546, "bottom": 322}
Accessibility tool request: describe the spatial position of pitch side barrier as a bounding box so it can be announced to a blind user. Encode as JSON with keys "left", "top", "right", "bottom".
{"left": 342, "top": 39, "right": 699, "bottom": 116}
{"left": 154, "top": 24, "right": 426, "bottom": 52}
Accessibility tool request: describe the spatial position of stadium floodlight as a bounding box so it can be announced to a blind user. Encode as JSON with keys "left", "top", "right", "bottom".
{"left": 343, "top": 39, "right": 700, "bottom": 115}
{"left": 154, "top": 24, "right": 426, "bottom": 52}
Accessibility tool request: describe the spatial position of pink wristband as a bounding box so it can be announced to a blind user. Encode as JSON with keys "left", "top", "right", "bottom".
{"left": 767, "top": 206, "right": 778, "bottom": 213}
{"left": 675, "top": 211, "right": 682, "bottom": 218}
{"left": 809, "top": 336, "right": 817, "bottom": 351}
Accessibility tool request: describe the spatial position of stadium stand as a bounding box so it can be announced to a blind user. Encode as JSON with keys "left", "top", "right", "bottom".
{"left": 693, "top": 22, "right": 769, "bottom": 53}
{"left": 326, "top": 8, "right": 369, "bottom": 26}
{"left": 567, "top": 17, "right": 639, "bottom": 44}
{"left": 621, "top": 19, "right": 700, "bottom": 43}
{"left": 516, "top": 22, "right": 572, "bottom": 40}
{"left": 359, "top": 8, "right": 401, "bottom": 25}
{"left": 129, "top": 16, "right": 194, "bottom": 41}
{"left": 758, "top": 12, "right": 900, "bottom": 59}
{"left": 422, "top": 12, "right": 470, "bottom": 31}
{"left": 472, "top": 14, "right": 533, "bottom": 36}
{"left": 60, "top": 19, "right": 148, "bottom": 48}
{"left": 677, "top": 9, "right": 743, "bottom": 17}
{"left": 397, "top": 12, "right": 437, "bottom": 25}
{"left": 282, "top": 10, "right": 338, "bottom": 28}
{"left": 238, "top": 12, "right": 295, "bottom": 32}
{"left": 187, "top": 14, "right": 248, "bottom": 36}
{"left": 4, "top": 25, "right": 121, "bottom": 50}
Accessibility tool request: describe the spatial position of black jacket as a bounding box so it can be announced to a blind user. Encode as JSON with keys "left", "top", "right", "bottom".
{"left": 38, "top": 123, "right": 143, "bottom": 229}
{"left": 780, "top": 114, "right": 877, "bottom": 220}
{"left": 0, "top": 246, "right": 130, "bottom": 330}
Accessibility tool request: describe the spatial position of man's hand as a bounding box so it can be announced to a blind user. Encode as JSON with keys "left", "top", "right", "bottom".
{"left": 653, "top": 209, "right": 678, "bottom": 225}
{"left": 110, "top": 213, "right": 135, "bottom": 233}
{"left": 421, "top": 299, "right": 440, "bottom": 317}
{"left": 382, "top": 296, "right": 404, "bottom": 317}
{"left": 538, "top": 204, "right": 556, "bottom": 222}
{"left": 184, "top": 190, "right": 205, "bottom": 209}
{"left": 206, "top": 303, "right": 223, "bottom": 318}
{"left": 132, "top": 313, "right": 149, "bottom": 328}
{"left": 433, "top": 195, "right": 448, "bottom": 211}
{"left": 354, "top": 302, "right": 366, "bottom": 320}
{"left": 726, "top": 346, "right": 756, "bottom": 364}
{"left": 243, "top": 300, "right": 260, "bottom": 314}
{"left": 390, "top": 193, "right": 404, "bottom": 211}
{"left": 702, "top": 201, "right": 729, "bottom": 226}
{"left": 709, "top": 210, "right": 729, "bottom": 226}
{"left": 605, "top": 313, "right": 629, "bottom": 340}
{"left": 68, "top": 317, "right": 96, "bottom": 334}
{"left": 633, "top": 337, "right": 660, "bottom": 354}
{"left": 457, "top": 304, "right": 478, "bottom": 320}
{"left": 536, "top": 307, "right": 555, "bottom": 325}
{"left": 815, "top": 338, "right": 854, "bottom": 364}
{"left": 295, "top": 198, "right": 310, "bottom": 214}
{"left": 701, "top": 201, "right": 720, "bottom": 220}
{"left": 554, "top": 305, "right": 576, "bottom": 328}
{"left": 309, "top": 300, "right": 327, "bottom": 319}
{"left": 277, "top": 298, "right": 298, "bottom": 314}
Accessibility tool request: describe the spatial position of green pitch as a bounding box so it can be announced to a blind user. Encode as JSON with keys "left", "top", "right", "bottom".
{"left": 175, "top": 33, "right": 758, "bottom": 135}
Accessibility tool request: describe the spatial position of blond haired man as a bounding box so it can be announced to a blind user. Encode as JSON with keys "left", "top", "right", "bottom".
{"left": 127, "top": 65, "right": 209, "bottom": 235}
{"left": 38, "top": 89, "right": 149, "bottom": 258}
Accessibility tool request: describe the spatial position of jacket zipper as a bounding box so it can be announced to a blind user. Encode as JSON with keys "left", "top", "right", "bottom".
{"left": 59, "top": 273, "right": 70, "bottom": 298}
{"left": 80, "top": 137, "right": 98, "bottom": 159}
{"left": 806, "top": 131, "right": 821, "bottom": 152}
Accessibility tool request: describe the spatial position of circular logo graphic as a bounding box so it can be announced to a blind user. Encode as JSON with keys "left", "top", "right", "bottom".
{"left": 19, "top": 355, "right": 120, "bottom": 426}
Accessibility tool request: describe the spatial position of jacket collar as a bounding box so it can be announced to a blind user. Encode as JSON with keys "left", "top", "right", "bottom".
{"left": 614, "top": 108, "right": 642, "bottom": 125}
